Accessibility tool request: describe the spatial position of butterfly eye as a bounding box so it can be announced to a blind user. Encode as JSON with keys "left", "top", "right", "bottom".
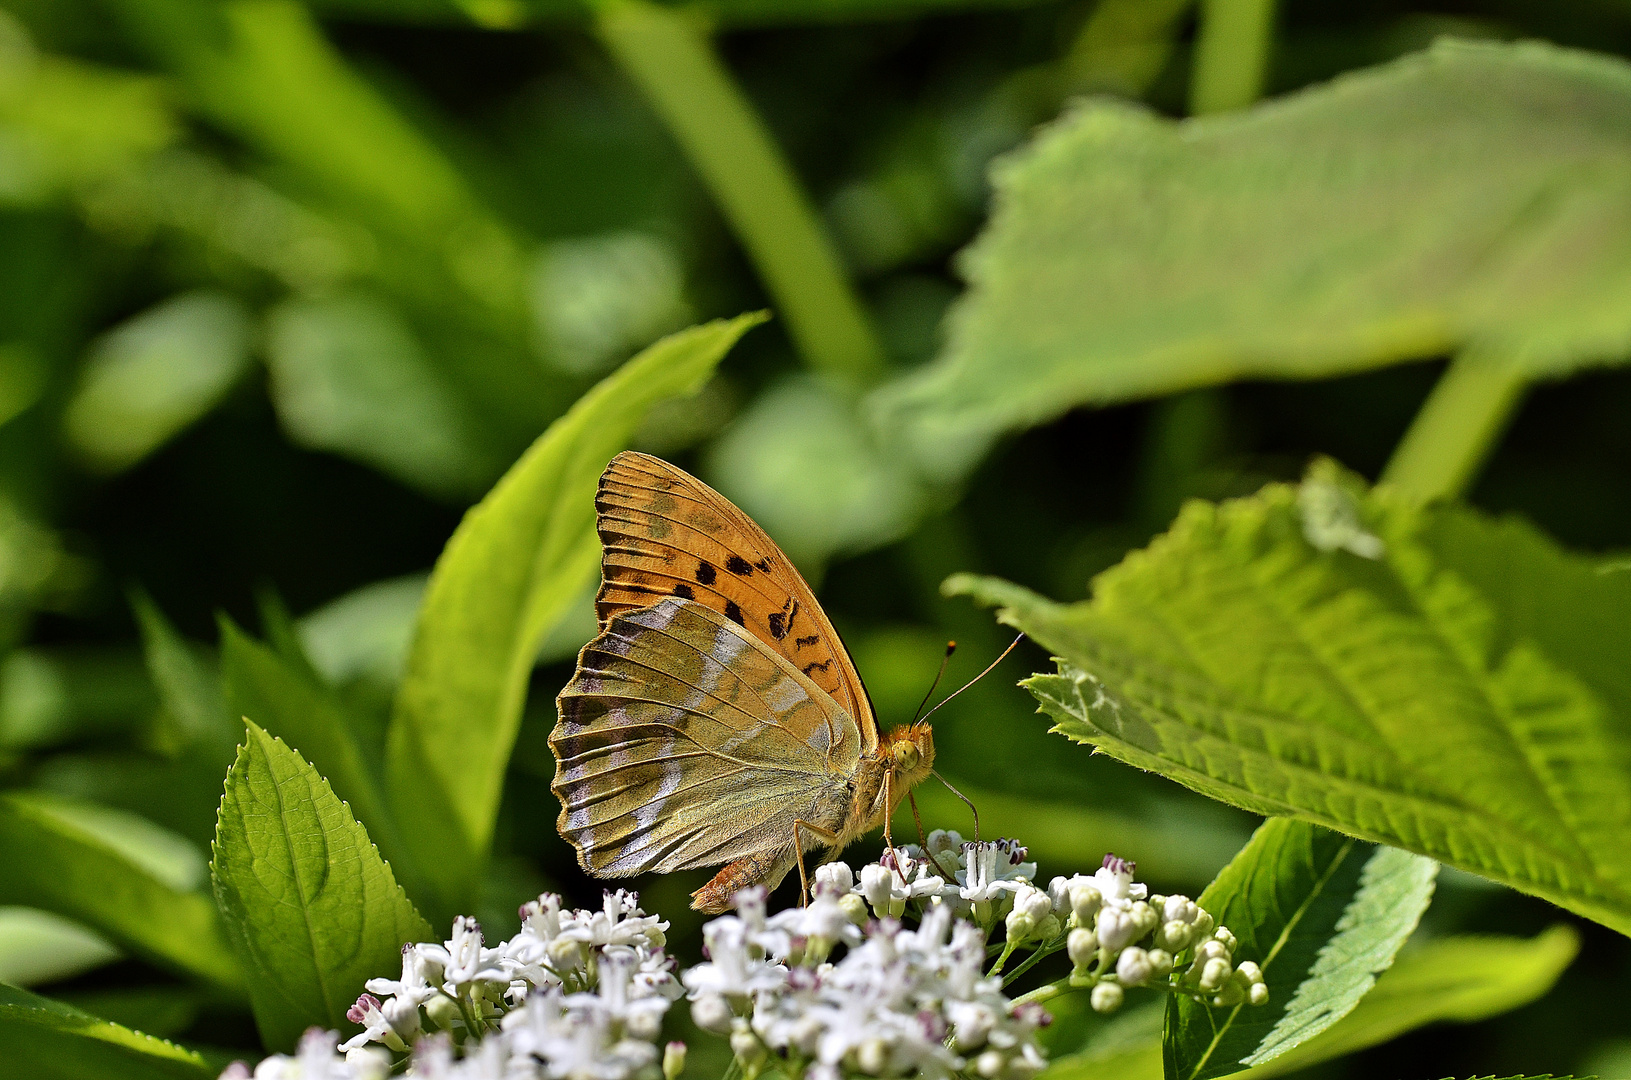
{"left": 892, "top": 741, "right": 921, "bottom": 771}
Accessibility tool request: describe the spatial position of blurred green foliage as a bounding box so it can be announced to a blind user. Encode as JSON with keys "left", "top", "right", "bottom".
{"left": 0, "top": 0, "right": 1625, "bottom": 1076}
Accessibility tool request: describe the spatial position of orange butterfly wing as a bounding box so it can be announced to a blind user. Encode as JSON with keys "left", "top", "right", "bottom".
{"left": 552, "top": 597, "right": 861, "bottom": 875}
{"left": 593, "top": 451, "right": 878, "bottom": 754}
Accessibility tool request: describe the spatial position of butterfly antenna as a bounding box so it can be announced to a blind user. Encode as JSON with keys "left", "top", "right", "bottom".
{"left": 931, "top": 769, "right": 981, "bottom": 845}
{"left": 917, "top": 633, "right": 1025, "bottom": 724}
{"left": 910, "top": 789, "right": 962, "bottom": 880}
{"left": 911, "top": 641, "right": 957, "bottom": 724}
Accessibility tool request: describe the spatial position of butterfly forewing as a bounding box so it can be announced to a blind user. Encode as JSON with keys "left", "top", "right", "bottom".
{"left": 552, "top": 598, "right": 860, "bottom": 875}
{"left": 594, "top": 451, "right": 877, "bottom": 754}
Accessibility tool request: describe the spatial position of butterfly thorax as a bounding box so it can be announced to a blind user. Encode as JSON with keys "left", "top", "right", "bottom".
{"left": 835, "top": 722, "right": 935, "bottom": 849}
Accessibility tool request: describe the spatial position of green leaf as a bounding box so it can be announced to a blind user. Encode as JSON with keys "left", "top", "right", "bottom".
{"left": 385, "top": 313, "right": 763, "bottom": 918}
{"left": 63, "top": 291, "right": 253, "bottom": 473}
{"left": 264, "top": 292, "right": 490, "bottom": 498}
{"left": 213, "top": 722, "right": 430, "bottom": 1051}
{"left": 0, "top": 982, "right": 212, "bottom": 1080}
{"left": 879, "top": 40, "right": 1631, "bottom": 475}
{"left": 947, "top": 462, "right": 1631, "bottom": 936}
{"left": 218, "top": 617, "right": 402, "bottom": 874}
{"left": 1240, "top": 926, "right": 1579, "bottom": 1079}
{"left": 0, "top": 908, "right": 120, "bottom": 987}
{"left": 1163, "top": 820, "right": 1437, "bottom": 1080}
{"left": 0, "top": 793, "right": 242, "bottom": 991}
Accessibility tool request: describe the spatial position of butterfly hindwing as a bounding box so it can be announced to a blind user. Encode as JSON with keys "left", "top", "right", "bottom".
{"left": 594, "top": 451, "right": 877, "bottom": 754}
{"left": 551, "top": 597, "right": 861, "bottom": 876}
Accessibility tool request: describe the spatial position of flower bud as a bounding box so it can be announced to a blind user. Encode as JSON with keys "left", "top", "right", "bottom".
{"left": 1249, "top": 982, "right": 1270, "bottom": 1006}
{"left": 1095, "top": 907, "right": 1138, "bottom": 953}
{"left": 346, "top": 1047, "right": 390, "bottom": 1080}
{"left": 1156, "top": 920, "right": 1194, "bottom": 952}
{"left": 1048, "top": 876, "right": 1072, "bottom": 915}
{"left": 730, "top": 1020, "right": 766, "bottom": 1071}
{"left": 1067, "top": 928, "right": 1098, "bottom": 972}
{"left": 1193, "top": 910, "right": 1215, "bottom": 938}
{"left": 1035, "top": 914, "right": 1062, "bottom": 942}
{"left": 858, "top": 1037, "right": 890, "bottom": 1075}
{"left": 1089, "top": 982, "right": 1124, "bottom": 1014}
{"left": 976, "top": 1050, "right": 1005, "bottom": 1078}
{"left": 382, "top": 995, "right": 422, "bottom": 1042}
{"left": 628, "top": 1008, "right": 663, "bottom": 1040}
{"left": 1236, "top": 960, "right": 1262, "bottom": 984}
{"left": 424, "top": 994, "right": 461, "bottom": 1032}
{"left": 1146, "top": 949, "right": 1175, "bottom": 979}
{"left": 1194, "top": 938, "right": 1229, "bottom": 964}
{"left": 546, "top": 935, "right": 585, "bottom": 969}
{"left": 839, "top": 893, "right": 870, "bottom": 926}
{"left": 1128, "top": 900, "right": 1158, "bottom": 938}
{"left": 1069, "top": 881, "right": 1103, "bottom": 926}
{"left": 690, "top": 993, "right": 733, "bottom": 1034}
{"left": 1211, "top": 981, "right": 1245, "bottom": 1007}
{"left": 1163, "top": 895, "right": 1199, "bottom": 925}
{"left": 1005, "top": 885, "right": 1053, "bottom": 944}
{"left": 663, "top": 1042, "right": 687, "bottom": 1080}
{"left": 860, "top": 864, "right": 896, "bottom": 918}
{"left": 1212, "top": 927, "right": 1237, "bottom": 953}
{"left": 1198, "top": 957, "right": 1232, "bottom": 992}
{"left": 815, "top": 861, "right": 854, "bottom": 893}
{"left": 1116, "top": 946, "right": 1154, "bottom": 986}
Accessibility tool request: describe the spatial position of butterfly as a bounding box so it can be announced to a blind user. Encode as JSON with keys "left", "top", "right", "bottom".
{"left": 550, "top": 451, "right": 935, "bottom": 913}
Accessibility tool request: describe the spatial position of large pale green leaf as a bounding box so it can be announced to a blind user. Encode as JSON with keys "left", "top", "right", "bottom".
{"left": 879, "top": 40, "right": 1631, "bottom": 476}
{"left": 1240, "top": 926, "right": 1579, "bottom": 1079}
{"left": 0, "top": 908, "right": 120, "bottom": 987}
{"left": 0, "top": 982, "right": 212, "bottom": 1080}
{"left": 385, "top": 313, "right": 764, "bottom": 918}
{"left": 213, "top": 723, "right": 430, "bottom": 1051}
{"left": 218, "top": 618, "right": 402, "bottom": 874}
{"left": 947, "top": 463, "right": 1631, "bottom": 935}
{"left": 0, "top": 793, "right": 241, "bottom": 991}
{"left": 1163, "top": 820, "right": 1437, "bottom": 1080}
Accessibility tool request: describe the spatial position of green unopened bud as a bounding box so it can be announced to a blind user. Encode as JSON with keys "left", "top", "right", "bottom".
{"left": 424, "top": 994, "right": 461, "bottom": 1032}
{"left": 1249, "top": 982, "right": 1270, "bottom": 1006}
{"left": 1212, "top": 927, "right": 1237, "bottom": 953}
{"left": 1198, "top": 957, "right": 1232, "bottom": 992}
{"left": 730, "top": 1020, "right": 766, "bottom": 1075}
{"left": 1146, "top": 949, "right": 1174, "bottom": 979}
{"left": 1035, "top": 914, "right": 1062, "bottom": 942}
{"left": 1067, "top": 928, "right": 1098, "bottom": 973}
{"left": 839, "top": 893, "right": 870, "bottom": 926}
{"left": 663, "top": 1042, "right": 686, "bottom": 1080}
{"left": 1089, "top": 982, "right": 1124, "bottom": 1014}
{"left": 1069, "top": 882, "right": 1103, "bottom": 926}
{"left": 1211, "top": 981, "right": 1246, "bottom": 1007}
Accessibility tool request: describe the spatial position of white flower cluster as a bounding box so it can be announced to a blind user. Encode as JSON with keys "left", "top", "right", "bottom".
{"left": 684, "top": 885, "right": 1048, "bottom": 1080}
{"left": 1054, "top": 855, "right": 1268, "bottom": 1014}
{"left": 222, "top": 890, "right": 681, "bottom": 1080}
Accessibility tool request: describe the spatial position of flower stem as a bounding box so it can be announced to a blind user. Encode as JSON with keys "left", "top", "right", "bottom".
{"left": 594, "top": 0, "right": 886, "bottom": 389}
{"left": 989, "top": 942, "right": 1018, "bottom": 976}
{"left": 1188, "top": 0, "right": 1278, "bottom": 115}
{"left": 1000, "top": 937, "right": 1066, "bottom": 988}
{"left": 1380, "top": 354, "right": 1528, "bottom": 502}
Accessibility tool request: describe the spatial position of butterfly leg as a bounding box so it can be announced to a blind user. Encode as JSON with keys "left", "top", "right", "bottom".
{"left": 792, "top": 819, "right": 841, "bottom": 906}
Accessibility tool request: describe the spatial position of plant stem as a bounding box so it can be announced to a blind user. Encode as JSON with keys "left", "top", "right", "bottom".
{"left": 595, "top": 0, "right": 886, "bottom": 388}
{"left": 1011, "top": 977, "right": 1081, "bottom": 1009}
{"left": 1001, "top": 937, "right": 1066, "bottom": 988}
{"left": 1188, "top": 0, "right": 1277, "bottom": 115}
{"left": 1380, "top": 355, "right": 1528, "bottom": 502}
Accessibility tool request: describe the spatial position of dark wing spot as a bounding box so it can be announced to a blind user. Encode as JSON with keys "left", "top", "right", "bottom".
{"left": 802, "top": 660, "right": 833, "bottom": 676}
{"left": 672, "top": 583, "right": 695, "bottom": 600}
{"left": 767, "top": 600, "right": 798, "bottom": 640}
{"left": 725, "top": 555, "right": 754, "bottom": 577}
{"left": 724, "top": 601, "right": 745, "bottom": 626}
{"left": 795, "top": 635, "right": 819, "bottom": 650}
{"left": 695, "top": 561, "right": 717, "bottom": 585}
{"left": 755, "top": 557, "right": 772, "bottom": 572}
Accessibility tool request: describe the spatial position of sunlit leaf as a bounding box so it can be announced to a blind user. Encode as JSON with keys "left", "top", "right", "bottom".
{"left": 385, "top": 313, "right": 763, "bottom": 919}
{"left": 265, "top": 293, "right": 490, "bottom": 497}
{"left": 0, "top": 908, "right": 120, "bottom": 987}
{"left": 63, "top": 291, "right": 253, "bottom": 473}
{"left": 1163, "top": 820, "right": 1437, "bottom": 1080}
{"left": 218, "top": 618, "right": 401, "bottom": 871}
{"left": 0, "top": 792, "right": 241, "bottom": 990}
{"left": 880, "top": 40, "right": 1631, "bottom": 477}
{"left": 947, "top": 462, "right": 1631, "bottom": 936}
{"left": 212, "top": 722, "right": 429, "bottom": 1051}
{"left": 707, "top": 376, "right": 925, "bottom": 568}
{"left": 0, "top": 982, "right": 212, "bottom": 1080}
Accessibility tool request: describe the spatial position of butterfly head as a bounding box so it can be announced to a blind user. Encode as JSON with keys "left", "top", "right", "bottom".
{"left": 884, "top": 721, "right": 935, "bottom": 793}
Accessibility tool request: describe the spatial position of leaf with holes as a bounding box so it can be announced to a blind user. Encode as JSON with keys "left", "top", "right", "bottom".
{"left": 946, "top": 460, "right": 1631, "bottom": 936}
{"left": 212, "top": 722, "right": 430, "bottom": 1051}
